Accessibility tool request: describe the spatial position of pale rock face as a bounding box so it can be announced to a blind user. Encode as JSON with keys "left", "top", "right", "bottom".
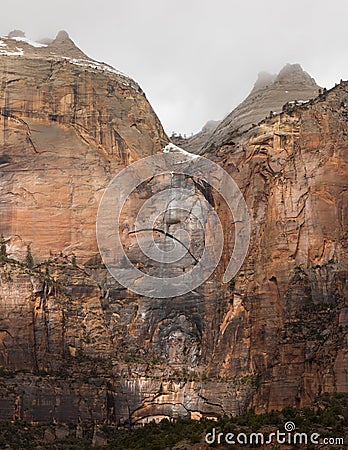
{"left": 197, "top": 63, "right": 319, "bottom": 154}
{"left": 251, "top": 71, "right": 276, "bottom": 93}
{"left": 171, "top": 119, "right": 221, "bottom": 154}
{"left": 55, "top": 30, "right": 70, "bottom": 42}
{"left": 0, "top": 32, "right": 347, "bottom": 425}
{"left": 8, "top": 30, "right": 26, "bottom": 39}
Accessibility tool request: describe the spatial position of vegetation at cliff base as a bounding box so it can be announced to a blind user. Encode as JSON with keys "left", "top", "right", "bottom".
{"left": 0, "top": 394, "right": 347, "bottom": 449}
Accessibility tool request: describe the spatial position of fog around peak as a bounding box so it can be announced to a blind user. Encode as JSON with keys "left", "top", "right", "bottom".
{"left": 1, "top": 0, "right": 347, "bottom": 135}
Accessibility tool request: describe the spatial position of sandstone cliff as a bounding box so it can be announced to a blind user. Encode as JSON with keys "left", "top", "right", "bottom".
{"left": 211, "top": 82, "right": 348, "bottom": 411}
{"left": 0, "top": 30, "right": 168, "bottom": 262}
{"left": 0, "top": 32, "right": 347, "bottom": 427}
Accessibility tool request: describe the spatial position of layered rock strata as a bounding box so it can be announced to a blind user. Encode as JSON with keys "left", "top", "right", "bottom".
{"left": 0, "top": 32, "right": 347, "bottom": 425}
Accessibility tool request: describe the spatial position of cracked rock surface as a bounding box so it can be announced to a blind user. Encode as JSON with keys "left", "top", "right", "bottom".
{"left": 0, "top": 33, "right": 347, "bottom": 425}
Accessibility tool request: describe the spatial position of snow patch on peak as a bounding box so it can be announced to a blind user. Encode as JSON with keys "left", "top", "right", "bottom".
{"left": 11, "top": 36, "right": 47, "bottom": 48}
{"left": 163, "top": 143, "right": 199, "bottom": 159}
{"left": 63, "top": 57, "right": 125, "bottom": 77}
{"left": 59, "top": 57, "right": 138, "bottom": 89}
{"left": 0, "top": 46, "right": 24, "bottom": 56}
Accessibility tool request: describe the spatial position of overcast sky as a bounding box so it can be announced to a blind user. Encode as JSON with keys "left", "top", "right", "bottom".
{"left": 1, "top": 0, "right": 347, "bottom": 135}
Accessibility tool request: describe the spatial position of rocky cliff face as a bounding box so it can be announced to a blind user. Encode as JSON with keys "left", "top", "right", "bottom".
{"left": 0, "top": 33, "right": 347, "bottom": 427}
{"left": 0, "top": 30, "right": 167, "bottom": 262}
{"left": 211, "top": 82, "right": 348, "bottom": 411}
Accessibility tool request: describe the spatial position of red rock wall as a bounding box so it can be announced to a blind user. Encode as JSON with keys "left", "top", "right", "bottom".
{"left": 0, "top": 54, "right": 167, "bottom": 262}
{"left": 0, "top": 49, "right": 346, "bottom": 424}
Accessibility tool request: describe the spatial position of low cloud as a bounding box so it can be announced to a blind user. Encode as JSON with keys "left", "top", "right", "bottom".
{"left": 1, "top": 0, "right": 347, "bottom": 135}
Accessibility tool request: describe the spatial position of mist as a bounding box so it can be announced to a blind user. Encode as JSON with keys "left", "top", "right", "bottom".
{"left": 1, "top": 0, "right": 347, "bottom": 135}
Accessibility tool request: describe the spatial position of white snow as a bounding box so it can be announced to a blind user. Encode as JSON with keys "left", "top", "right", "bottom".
{"left": 66, "top": 57, "right": 125, "bottom": 76}
{"left": 60, "top": 57, "right": 138, "bottom": 89}
{"left": 0, "top": 36, "right": 138, "bottom": 90}
{"left": 288, "top": 100, "right": 310, "bottom": 105}
{"left": 62, "top": 56, "right": 128, "bottom": 78}
{"left": 11, "top": 36, "right": 47, "bottom": 48}
{"left": 163, "top": 143, "right": 199, "bottom": 159}
{"left": 0, "top": 46, "right": 23, "bottom": 56}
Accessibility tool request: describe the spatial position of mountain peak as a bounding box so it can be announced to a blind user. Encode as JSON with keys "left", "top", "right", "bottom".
{"left": 0, "top": 29, "right": 137, "bottom": 89}
{"left": 54, "top": 30, "right": 70, "bottom": 42}
{"left": 48, "top": 30, "right": 88, "bottom": 59}
{"left": 1, "top": 29, "right": 86, "bottom": 59}
{"left": 8, "top": 29, "right": 26, "bottom": 39}
{"left": 200, "top": 63, "right": 320, "bottom": 152}
{"left": 252, "top": 71, "right": 276, "bottom": 93}
{"left": 275, "top": 63, "right": 317, "bottom": 86}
